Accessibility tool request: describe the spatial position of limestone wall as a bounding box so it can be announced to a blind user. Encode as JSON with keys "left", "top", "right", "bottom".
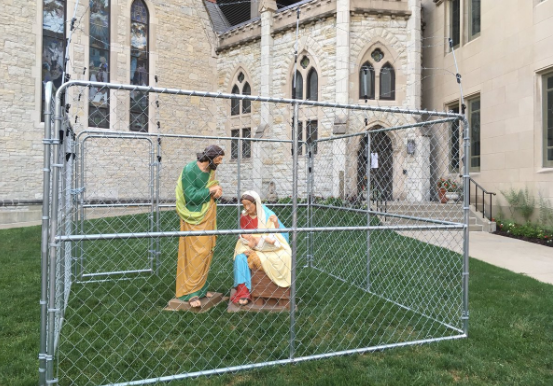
{"left": 0, "top": 0, "right": 218, "bottom": 203}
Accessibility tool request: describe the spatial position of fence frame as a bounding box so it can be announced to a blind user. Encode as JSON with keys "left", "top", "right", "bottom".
{"left": 39, "top": 80, "right": 471, "bottom": 386}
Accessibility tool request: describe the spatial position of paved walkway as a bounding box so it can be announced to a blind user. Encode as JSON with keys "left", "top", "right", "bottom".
{"left": 469, "top": 231, "right": 553, "bottom": 285}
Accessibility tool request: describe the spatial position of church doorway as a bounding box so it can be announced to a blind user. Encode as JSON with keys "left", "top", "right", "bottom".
{"left": 357, "top": 130, "right": 393, "bottom": 200}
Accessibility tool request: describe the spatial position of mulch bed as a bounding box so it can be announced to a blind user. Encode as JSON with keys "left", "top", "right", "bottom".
{"left": 494, "top": 230, "right": 553, "bottom": 248}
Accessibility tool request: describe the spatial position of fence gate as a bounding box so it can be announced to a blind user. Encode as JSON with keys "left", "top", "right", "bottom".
{"left": 74, "top": 133, "right": 158, "bottom": 281}
{"left": 39, "top": 80, "right": 469, "bottom": 386}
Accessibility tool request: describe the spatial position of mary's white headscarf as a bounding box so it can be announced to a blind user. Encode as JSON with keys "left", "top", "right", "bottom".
{"left": 241, "top": 190, "right": 267, "bottom": 228}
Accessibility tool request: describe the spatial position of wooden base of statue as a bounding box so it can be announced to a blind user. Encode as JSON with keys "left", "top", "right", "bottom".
{"left": 164, "top": 292, "right": 224, "bottom": 313}
{"left": 227, "top": 270, "right": 294, "bottom": 313}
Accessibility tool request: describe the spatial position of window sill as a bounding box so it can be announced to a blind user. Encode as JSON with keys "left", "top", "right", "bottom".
{"left": 229, "top": 158, "right": 252, "bottom": 163}
{"left": 537, "top": 167, "right": 553, "bottom": 173}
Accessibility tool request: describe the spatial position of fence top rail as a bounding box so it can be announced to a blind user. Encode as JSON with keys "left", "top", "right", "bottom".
{"left": 315, "top": 117, "right": 458, "bottom": 143}
{"left": 75, "top": 130, "right": 297, "bottom": 144}
{"left": 56, "top": 80, "right": 464, "bottom": 119}
{"left": 55, "top": 224, "right": 465, "bottom": 242}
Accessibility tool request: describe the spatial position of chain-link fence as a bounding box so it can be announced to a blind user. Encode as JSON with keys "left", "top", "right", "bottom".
{"left": 40, "top": 80, "right": 469, "bottom": 385}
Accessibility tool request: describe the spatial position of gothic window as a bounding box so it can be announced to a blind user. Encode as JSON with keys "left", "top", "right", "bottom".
{"left": 230, "top": 73, "right": 251, "bottom": 116}
{"left": 130, "top": 0, "right": 149, "bottom": 132}
{"left": 291, "top": 55, "right": 319, "bottom": 101}
{"left": 380, "top": 63, "right": 395, "bottom": 100}
{"left": 359, "top": 62, "right": 375, "bottom": 100}
{"left": 306, "top": 68, "right": 318, "bottom": 101}
{"left": 231, "top": 85, "right": 240, "bottom": 116}
{"left": 42, "top": 0, "right": 66, "bottom": 121}
{"left": 306, "top": 120, "right": 318, "bottom": 154}
{"left": 292, "top": 71, "right": 303, "bottom": 100}
{"left": 290, "top": 55, "right": 319, "bottom": 155}
{"left": 242, "top": 82, "right": 251, "bottom": 114}
{"left": 231, "top": 128, "right": 251, "bottom": 159}
{"left": 89, "top": 0, "right": 110, "bottom": 128}
{"left": 291, "top": 119, "right": 318, "bottom": 155}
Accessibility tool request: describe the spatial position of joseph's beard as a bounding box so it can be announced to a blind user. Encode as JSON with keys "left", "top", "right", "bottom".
{"left": 208, "top": 161, "right": 219, "bottom": 170}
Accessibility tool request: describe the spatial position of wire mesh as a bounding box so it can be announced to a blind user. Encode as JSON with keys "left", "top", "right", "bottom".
{"left": 41, "top": 80, "right": 467, "bottom": 385}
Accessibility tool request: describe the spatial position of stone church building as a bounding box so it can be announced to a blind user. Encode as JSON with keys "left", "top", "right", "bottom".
{"left": 1, "top": 0, "right": 552, "bottom": 224}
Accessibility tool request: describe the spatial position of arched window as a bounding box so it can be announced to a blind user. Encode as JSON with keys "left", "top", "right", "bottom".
{"left": 89, "top": 0, "right": 110, "bottom": 128}
{"left": 306, "top": 68, "right": 318, "bottom": 101}
{"left": 242, "top": 82, "right": 251, "bottom": 114}
{"left": 230, "top": 72, "right": 252, "bottom": 160}
{"left": 231, "top": 85, "right": 240, "bottom": 116}
{"left": 380, "top": 63, "right": 395, "bottom": 100}
{"left": 289, "top": 55, "right": 319, "bottom": 155}
{"left": 292, "top": 71, "right": 303, "bottom": 100}
{"left": 130, "top": 0, "right": 149, "bottom": 132}
{"left": 359, "top": 62, "right": 375, "bottom": 100}
{"left": 42, "top": 0, "right": 66, "bottom": 122}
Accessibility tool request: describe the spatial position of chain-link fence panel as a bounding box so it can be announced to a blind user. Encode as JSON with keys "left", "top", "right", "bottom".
{"left": 40, "top": 81, "right": 468, "bottom": 386}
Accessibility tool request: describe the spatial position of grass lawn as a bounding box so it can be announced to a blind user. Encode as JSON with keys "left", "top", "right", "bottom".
{"left": 1, "top": 216, "right": 553, "bottom": 385}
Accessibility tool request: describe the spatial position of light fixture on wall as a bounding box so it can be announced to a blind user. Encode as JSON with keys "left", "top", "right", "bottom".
{"left": 407, "top": 139, "right": 416, "bottom": 155}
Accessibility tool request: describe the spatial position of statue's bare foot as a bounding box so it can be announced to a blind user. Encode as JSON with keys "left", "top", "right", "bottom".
{"left": 206, "top": 292, "right": 214, "bottom": 298}
{"left": 238, "top": 298, "right": 250, "bottom": 306}
{"left": 188, "top": 296, "right": 201, "bottom": 308}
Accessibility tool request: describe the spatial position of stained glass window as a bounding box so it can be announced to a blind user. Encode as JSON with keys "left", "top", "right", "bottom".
{"left": 130, "top": 0, "right": 149, "bottom": 132}
{"left": 89, "top": 0, "right": 110, "bottom": 128}
{"left": 42, "top": 0, "right": 65, "bottom": 121}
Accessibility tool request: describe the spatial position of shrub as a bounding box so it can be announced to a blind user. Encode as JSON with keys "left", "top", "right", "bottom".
{"left": 500, "top": 187, "right": 535, "bottom": 223}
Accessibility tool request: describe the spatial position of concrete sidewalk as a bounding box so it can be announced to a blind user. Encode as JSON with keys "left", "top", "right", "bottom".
{"left": 469, "top": 231, "right": 553, "bottom": 285}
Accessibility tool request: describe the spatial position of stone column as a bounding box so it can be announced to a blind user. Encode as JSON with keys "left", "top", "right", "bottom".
{"left": 256, "top": 0, "right": 277, "bottom": 197}
{"left": 332, "top": 0, "right": 351, "bottom": 198}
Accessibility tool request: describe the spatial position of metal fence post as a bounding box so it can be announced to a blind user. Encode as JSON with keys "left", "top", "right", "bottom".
{"left": 366, "top": 131, "right": 372, "bottom": 291}
{"left": 45, "top": 85, "right": 65, "bottom": 385}
{"left": 39, "top": 81, "right": 54, "bottom": 386}
{"left": 462, "top": 116, "right": 471, "bottom": 336}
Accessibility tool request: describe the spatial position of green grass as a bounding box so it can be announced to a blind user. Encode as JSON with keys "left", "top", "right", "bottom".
{"left": 1, "top": 211, "right": 553, "bottom": 385}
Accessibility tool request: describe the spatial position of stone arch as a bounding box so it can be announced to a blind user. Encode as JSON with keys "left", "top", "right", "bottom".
{"left": 352, "top": 35, "right": 406, "bottom": 104}
{"left": 351, "top": 28, "right": 408, "bottom": 70}
{"left": 220, "top": 57, "right": 258, "bottom": 94}
{"left": 229, "top": 65, "right": 255, "bottom": 94}
{"left": 350, "top": 120, "right": 405, "bottom": 199}
{"left": 279, "top": 35, "right": 329, "bottom": 98}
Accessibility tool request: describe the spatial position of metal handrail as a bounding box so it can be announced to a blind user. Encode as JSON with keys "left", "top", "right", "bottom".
{"left": 467, "top": 176, "right": 496, "bottom": 220}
